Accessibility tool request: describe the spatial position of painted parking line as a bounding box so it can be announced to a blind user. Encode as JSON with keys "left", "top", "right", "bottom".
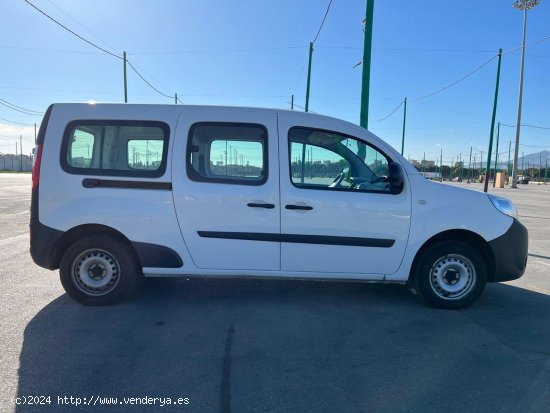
{"left": 0, "top": 233, "right": 28, "bottom": 246}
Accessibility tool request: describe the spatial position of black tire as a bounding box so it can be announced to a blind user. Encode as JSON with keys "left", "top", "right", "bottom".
{"left": 414, "top": 240, "right": 487, "bottom": 309}
{"left": 59, "top": 235, "right": 140, "bottom": 305}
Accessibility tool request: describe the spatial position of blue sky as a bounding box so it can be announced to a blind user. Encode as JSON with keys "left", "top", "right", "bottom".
{"left": 0, "top": 0, "right": 549, "bottom": 165}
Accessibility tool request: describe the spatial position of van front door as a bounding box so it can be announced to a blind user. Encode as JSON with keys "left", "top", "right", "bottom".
{"left": 278, "top": 113, "right": 411, "bottom": 278}
{"left": 172, "top": 107, "right": 280, "bottom": 271}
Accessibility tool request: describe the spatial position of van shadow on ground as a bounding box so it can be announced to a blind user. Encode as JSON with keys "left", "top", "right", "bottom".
{"left": 16, "top": 278, "right": 550, "bottom": 413}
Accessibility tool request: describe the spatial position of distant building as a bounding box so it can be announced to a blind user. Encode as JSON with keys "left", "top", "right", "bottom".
{"left": 410, "top": 159, "right": 436, "bottom": 169}
{"left": 421, "top": 171, "right": 441, "bottom": 179}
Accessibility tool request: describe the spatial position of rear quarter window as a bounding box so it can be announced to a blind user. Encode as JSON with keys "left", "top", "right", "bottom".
{"left": 61, "top": 120, "right": 170, "bottom": 178}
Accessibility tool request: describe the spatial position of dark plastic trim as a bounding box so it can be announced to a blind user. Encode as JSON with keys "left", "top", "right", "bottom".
{"left": 30, "top": 219, "right": 63, "bottom": 270}
{"left": 82, "top": 178, "right": 172, "bottom": 190}
{"left": 131, "top": 242, "right": 183, "bottom": 268}
{"left": 488, "top": 218, "right": 528, "bottom": 282}
{"left": 197, "top": 231, "right": 395, "bottom": 248}
{"left": 247, "top": 202, "right": 275, "bottom": 209}
{"left": 30, "top": 221, "right": 183, "bottom": 270}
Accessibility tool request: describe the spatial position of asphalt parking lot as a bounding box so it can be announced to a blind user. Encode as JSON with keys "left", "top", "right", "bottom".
{"left": 0, "top": 173, "right": 549, "bottom": 413}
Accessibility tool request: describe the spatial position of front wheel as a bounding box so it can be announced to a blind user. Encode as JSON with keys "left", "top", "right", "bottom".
{"left": 59, "top": 235, "right": 140, "bottom": 305}
{"left": 414, "top": 241, "right": 487, "bottom": 309}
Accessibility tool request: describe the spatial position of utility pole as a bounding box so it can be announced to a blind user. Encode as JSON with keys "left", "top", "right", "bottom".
{"left": 20, "top": 135, "right": 23, "bottom": 172}
{"left": 175, "top": 93, "right": 178, "bottom": 104}
{"left": 480, "top": 150, "right": 483, "bottom": 179}
{"left": 539, "top": 153, "right": 542, "bottom": 182}
{"left": 484, "top": 49, "right": 503, "bottom": 193}
{"left": 305, "top": 42, "right": 313, "bottom": 112}
{"left": 493, "top": 122, "right": 500, "bottom": 188}
{"left": 360, "top": 0, "right": 375, "bottom": 129}
{"left": 291, "top": 95, "right": 294, "bottom": 110}
{"left": 123, "top": 51, "right": 128, "bottom": 103}
{"left": 400, "top": 97, "right": 407, "bottom": 155}
{"left": 34, "top": 123, "right": 37, "bottom": 144}
{"left": 522, "top": 152, "right": 524, "bottom": 175}
{"left": 440, "top": 149, "right": 443, "bottom": 182}
{"left": 511, "top": 0, "right": 541, "bottom": 188}
{"left": 468, "top": 146, "right": 472, "bottom": 182}
{"left": 506, "top": 141, "right": 512, "bottom": 176}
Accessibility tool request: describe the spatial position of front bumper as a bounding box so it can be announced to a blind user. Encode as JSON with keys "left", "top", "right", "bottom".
{"left": 488, "top": 218, "right": 528, "bottom": 282}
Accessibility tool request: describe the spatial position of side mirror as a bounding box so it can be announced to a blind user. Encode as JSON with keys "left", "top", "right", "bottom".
{"left": 388, "top": 162, "right": 404, "bottom": 195}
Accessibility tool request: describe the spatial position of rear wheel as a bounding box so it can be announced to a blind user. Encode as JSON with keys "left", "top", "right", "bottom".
{"left": 59, "top": 235, "right": 140, "bottom": 305}
{"left": 414, "top": 241, "right": 487, "bottom": 309}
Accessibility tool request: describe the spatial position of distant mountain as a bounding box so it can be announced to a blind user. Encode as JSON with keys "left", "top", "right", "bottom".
{"left": 470, "top": 150, "right": 550, "bottom": 169}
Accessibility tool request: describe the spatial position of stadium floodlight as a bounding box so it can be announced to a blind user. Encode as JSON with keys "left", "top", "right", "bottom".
{"left": 510, "top": 0, "right": 542, "bottom": 188}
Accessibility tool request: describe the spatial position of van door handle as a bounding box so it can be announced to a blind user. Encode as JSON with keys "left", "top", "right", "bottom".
{"left": 247, "top": 202, "right": 275, "bottom": 209}
{"left": 82, "top": 178, "right": 99, "bottom": 188}
{"left": 285, "top": 204, "right": 313, "bottom": 211}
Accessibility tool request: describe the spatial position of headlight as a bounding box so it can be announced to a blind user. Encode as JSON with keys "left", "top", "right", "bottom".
{"left": 488, "top": 194, "right": 517, "bottom": 218}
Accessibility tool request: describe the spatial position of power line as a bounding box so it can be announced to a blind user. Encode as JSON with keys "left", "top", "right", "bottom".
{"left": 126, "top": 58, "right": 175, "bottom": 99}
{"left": 317, "top": 45, "right": 496, "bottom": 53}
{"left": 502, "top": 34, "right": 550, "bottom": 55}
{"left": 501, "top": 123, "right": 550, "bottom": 131}
{"left": 23, "top": 0, "right": 122, "bottom": 60}
{"left": 287, "top": 102, "right": 318, "bottom": 114}
{"left": 409, "top": 54, "right": 498, "bottom": 101}
{"left": 128, "top": 46, "right": 307, "bottom": 55}
{"left": 126, "top": 59, "right": 175, "bottom": 100}
{"left": 0, "top": 99, "right": 43, "bottom": 116}
{"left": 393, "top": 34, "right": 550, "bottom": 103}
{"left": 0, "top": 117, "right": 34, "bottom": 126}
{"left": 0, "top": 98, "right": 43, "bottom": 114}
{"left": 312, "top": 0, "right": 333, "bottom": 44}
{"left": 43, "top": 0, "right": 119, "bottom": 54}
{"left": 372, "top": 101, "right": 404, "bottom": 123}
{"left": 24, "top": 0, "right": 181, "bottom": 102}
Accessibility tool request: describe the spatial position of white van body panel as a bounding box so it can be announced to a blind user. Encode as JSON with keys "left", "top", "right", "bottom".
{"left": 39, "top": 104, "right": 195, "bottom": 268}
{"left": 386, "top": 175, "right": 514, "bottom": 281}
{"left": 36, "top": 103, "right": 519, "bottom": 284}
{"left": 171, "top": 106, "right": 280, "bottom": 271}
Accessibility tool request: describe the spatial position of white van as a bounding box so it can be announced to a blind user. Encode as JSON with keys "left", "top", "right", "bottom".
{"left": 30, "top": 103, "right": 528, "bottom": 308}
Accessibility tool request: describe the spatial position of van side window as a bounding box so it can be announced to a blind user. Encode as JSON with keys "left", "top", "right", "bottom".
{"left": 62, "top": 121, "right": 169, "bottom": 177}
{"left": 187, "top": 122, "right": 268, "bottom": 185}
{"left": 288, "top": 127, "right": 391, "bottom": 193}
{"left": 68, "top": 128, "right": 95, "bottom": 168}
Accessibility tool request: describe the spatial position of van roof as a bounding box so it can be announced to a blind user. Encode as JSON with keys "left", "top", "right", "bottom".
{"left": 48, "top": 102, "right": 379, "bottom": 144}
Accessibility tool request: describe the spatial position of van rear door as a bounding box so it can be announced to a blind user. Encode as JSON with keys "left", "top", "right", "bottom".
{"left": 172, "top": 107, "right": 280, "bottom": 271}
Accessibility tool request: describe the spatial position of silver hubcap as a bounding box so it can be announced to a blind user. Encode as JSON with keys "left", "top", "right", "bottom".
{"left": 72, "top": 249, "right": 120, "bottom": 296}
{"left": 429, "top": 254, "right": 476, "bottom": 300}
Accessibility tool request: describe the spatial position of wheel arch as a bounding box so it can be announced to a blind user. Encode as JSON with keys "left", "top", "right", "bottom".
{"left": 408, "top": 229, "right": 496, "bottom": 285}
{"left": 52, "top": 224, "right": 138, "bottom": 269}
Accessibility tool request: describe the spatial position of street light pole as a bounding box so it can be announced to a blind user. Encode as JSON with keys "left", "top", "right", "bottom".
{"left": 511, "top": 0, "right": 541, "bottom": 188}
{"left": 400, "top": 97, "right": 407, "bottom": 155}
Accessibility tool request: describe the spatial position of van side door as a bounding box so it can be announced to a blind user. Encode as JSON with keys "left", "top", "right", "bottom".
{"left": 278, "top": 112, "right": 411, "bottom": 278}
{"left": 172, "top": 107, "right": 280, "bottom": 271}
